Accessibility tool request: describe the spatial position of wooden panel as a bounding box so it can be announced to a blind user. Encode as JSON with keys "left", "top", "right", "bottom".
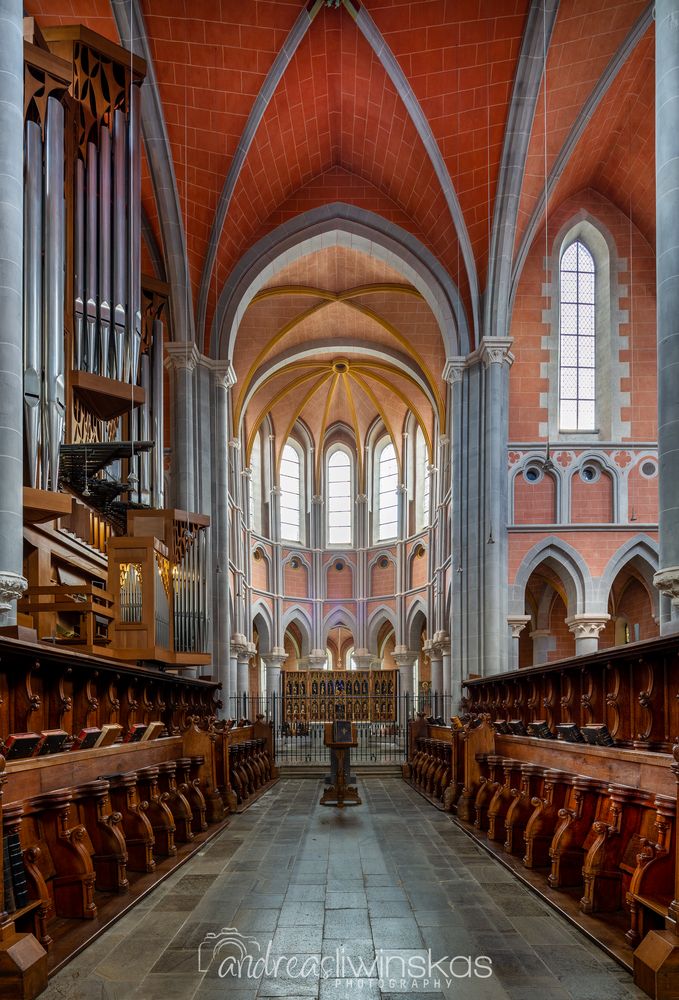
{"left": 4, "top": 738, "right": 183, "bottom": 804}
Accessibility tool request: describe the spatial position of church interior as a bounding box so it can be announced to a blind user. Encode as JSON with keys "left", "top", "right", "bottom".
{"left": 0, "top": 0, "right": 677, "bottom": 996}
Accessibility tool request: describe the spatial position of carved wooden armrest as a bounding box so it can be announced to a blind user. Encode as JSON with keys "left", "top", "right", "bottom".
{"left": 104, "top": 810, "right": 123, "bottom": 827}
{"left": 636, "top": 838, "right": 666, "bottom": 865}
{"left": 65, "top": 823, "right": 90, "bottom": 846}
{"left": 23, "top": 846, "right": 50, "bottom": 902}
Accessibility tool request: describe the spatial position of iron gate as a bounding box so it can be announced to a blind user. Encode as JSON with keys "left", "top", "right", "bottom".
{"left": 226, "top": 693, "right": 453, "bottom": 766}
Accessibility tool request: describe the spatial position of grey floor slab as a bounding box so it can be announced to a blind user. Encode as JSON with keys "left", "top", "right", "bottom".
{"left": 44, "top": 778, "right": 648, "bottom": 1000}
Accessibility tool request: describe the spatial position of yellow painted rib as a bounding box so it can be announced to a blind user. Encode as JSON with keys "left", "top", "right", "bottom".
{"left": 245, "top": 368, "right": 328, "bottom": 463}
{"left": 274, "top": 370, "right": 336, "bottom": 477}
{"left": 234, "top": 300, "right": 330, "bottom": 429}
{"left": 350, "top": 366, "right": 436, "bottom": 455}
{"left": 314, "top": 373, "right": 340, "bottom": 485}
{"left": 347, "top": 371, "right": 402, "bottom": 479}
{"left": 342, "top": 372, "right": 364, "bottom": 491}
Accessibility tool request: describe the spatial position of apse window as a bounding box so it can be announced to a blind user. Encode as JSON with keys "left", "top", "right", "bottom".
{"left": 327, "top": 449, "right": 352, "bottom": 546}
{"left": 378, "top": 442, "right": 398, "bottom": 541}
{"left": 559, "top": 240, "right": 596, "bottom": 432}
{"left": 280, "top": 443, "right": 302, "bottom": 543}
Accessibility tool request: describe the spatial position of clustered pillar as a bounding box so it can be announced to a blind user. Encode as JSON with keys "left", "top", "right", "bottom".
{"left": 0, "top": 0, "right": 27, "bottom": 624}
{"left": 653, "top": 0, "right": 679, "bottom": 633}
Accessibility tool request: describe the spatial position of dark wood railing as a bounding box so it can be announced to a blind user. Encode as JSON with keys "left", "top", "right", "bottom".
{"left": 462, "top": 634, "right": 679, "bottom": 752}
{"left": 0, "top": 633, "right": 220, "bottom": 738}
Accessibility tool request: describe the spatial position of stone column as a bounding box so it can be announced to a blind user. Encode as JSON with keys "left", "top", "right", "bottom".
{"left": 438, "top": 634, "right": 452, "bottom": 703}
{"left": 165, "top": 342, "right": 199, "bottom": 512}
{"left": 228, "top": 635, "right": 245, "bottom": 717}
{"left": 426, "top": 640, "right": 444, "bottom": 696}
{"left": 310, "top": 495, "right": 324, "bottom": 651}
{"left": 654, "top": 0, "right": 679, "bottom": 634}
{"left": 445, "top": 360, "right": 465, "bottom": 691}
{"left": 508, "top": 615, "right": 532, "bottom": 670}
{"left": 236, "top": 643, "right": 253, "bottom": 700}
{"left": 0, "top": 0, "right": 27, "bottom": 625}
{"left": 393, "top": 646, "right": 417, "bottom": 725}
{"left": 480, "top": 338, "right": 513, "bottom": 674}
{"left": 262, "top": 649, "right": 286, "bottom": 703}
{"left": 530, "top": 628, "right": 553, "bottom": 665}
{"left": 211, "top": 363, "right": 236, "bottom": 715}
{"left": 565, "top": 615, "right": 610, "bottom": 656}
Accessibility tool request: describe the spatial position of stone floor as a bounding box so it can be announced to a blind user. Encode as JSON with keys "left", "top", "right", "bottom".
{"left": 43, "top": 779, "right": 648, "bottom": 1000}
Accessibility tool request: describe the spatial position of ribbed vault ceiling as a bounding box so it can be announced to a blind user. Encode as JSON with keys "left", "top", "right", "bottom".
{"left": 27, "top": 0, "right": 656, "bottom": 360}
{"left": 237, "top": 244, "right": 441, "bottom": 485}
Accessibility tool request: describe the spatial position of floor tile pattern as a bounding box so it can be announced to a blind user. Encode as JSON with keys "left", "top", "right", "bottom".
{"left": 43, "top": 780, "right": 647, "bottom": 1000}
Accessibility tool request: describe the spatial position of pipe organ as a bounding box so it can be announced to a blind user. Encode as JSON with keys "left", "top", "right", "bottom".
{"left": 18, "top": 25, "right": 209, "bottom": 675}
{"left": 23, "top": 47, "right": 69, "bottom": 493}
{"left": 0, "top": 19, "right": 228, "bottom": 1000}
{"left": 21, "top": 25, "right": 161, "bottom": 517}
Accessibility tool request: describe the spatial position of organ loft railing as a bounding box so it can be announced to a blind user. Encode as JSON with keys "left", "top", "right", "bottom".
{"left": 107, "top": 509, "right": 211, "bottom": 669}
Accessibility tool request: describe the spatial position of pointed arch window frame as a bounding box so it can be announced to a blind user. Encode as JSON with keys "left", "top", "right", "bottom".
{"left": 326, "top": 444, "right": 354, "bottom": 547}
{"left": 279, "top": 439, "right": 304, "bottom": 544}
{"left": 375, "top": 437, "right": 399, "bottom": 542}
{"left": 558, "top": 239, "right": 596, "bottom": 433}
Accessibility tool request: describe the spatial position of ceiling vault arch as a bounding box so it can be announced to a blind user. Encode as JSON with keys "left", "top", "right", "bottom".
{"left": 484, "top": 0, "right": 559, "bottom": 342}
{"left": 195, "top": 0, "right": 325, "bottom": 346}
{"left": 111, "top": 0, "right": 194, "bottom": 341}
{"left": 510, "top": 2, "right": 654, "bottom": 303}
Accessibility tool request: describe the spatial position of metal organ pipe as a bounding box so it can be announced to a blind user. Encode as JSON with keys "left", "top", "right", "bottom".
{"left": 85, "top": 141, "right": 98, "bottom": 375}
{"left": 127, "top": 84, "right": 142, "bottom": 385}
{"left": 139, "top": 352, "right": 151, "bottom": 503}
{"left": 98, "top": 125, "right": 111, "bottom": 379}
{"left": 112, "top": 109, "right": 127, "bottom": 384}
{"left": 43, "top": 96, "right": 65, "bottom": 492}
{"left": 151, "top": 318, "right": 165, "bottom": 508}
{"left": 73, "top": 158, "right": 85, "bottom": 373}
{"left": 23, "top": 121, "right": 43, "bottom": 489}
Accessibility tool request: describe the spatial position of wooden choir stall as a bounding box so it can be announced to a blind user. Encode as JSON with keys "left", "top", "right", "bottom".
{"left": 0, "top": 635, "right": 279, "bottom": 998}
{"left": 402, "top": 634, "right": 679, "bottom": 1000}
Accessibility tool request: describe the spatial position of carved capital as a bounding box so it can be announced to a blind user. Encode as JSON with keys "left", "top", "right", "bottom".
{"left": 352, "top": 648, "right": 374, "bottom": 670}
{"left": 654, "top": 567, "right": 679, "bottom": 606}
{"left": 308, "top": 648, "right": 328, "bottom": 668}
{"left": 262, "top": 652, "right": 287, "bottom": 669}
{"left": 479, "top": 337, "right": 514, "bottom": 369}
{"left": 165, "top": 342, "right": 200, "bottom": 373}
{"left": 0, "top": 572, "right": 27, "bottom": 612}
{"left": 210, "top": 360, "right": 237, "bottom": 389}
{"left": 565, "top": 614, "right": 610, "bottom": 639}
{"left": 443, "top": 357, "right": 466, "bottom": 384}
{"left": 392, "top": 647, "right": 419, "bottom": 669}
{"left": 508, "top": 615, "right": 532, "bottom": 639}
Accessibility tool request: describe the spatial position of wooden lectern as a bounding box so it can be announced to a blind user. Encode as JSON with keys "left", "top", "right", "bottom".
{"left": 320, "top": 722, "right": 361, "bottom": 808}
